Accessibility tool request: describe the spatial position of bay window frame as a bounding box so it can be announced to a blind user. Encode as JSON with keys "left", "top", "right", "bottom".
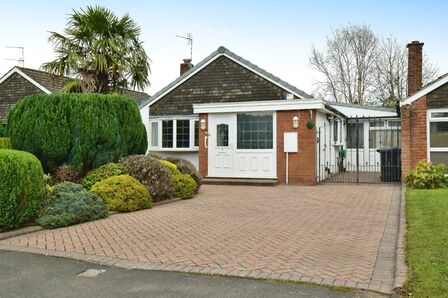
{"left": 149, "top": 117, "right": 199, "bottom": 151}
{"left": 427, "top": 108, "right": 448, "bottom": 163}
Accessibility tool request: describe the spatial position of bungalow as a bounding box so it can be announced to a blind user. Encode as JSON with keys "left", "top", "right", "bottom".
{"left": 139, "top": 46, "right": 398, "bottom": 184}
{"left": 0, "top": 66, "right": 149, "bottom": 123}
{"left": 401, "top": 41, "right": 448, "bottom": 175}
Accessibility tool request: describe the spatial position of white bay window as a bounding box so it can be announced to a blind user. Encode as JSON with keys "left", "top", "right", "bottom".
{"left": 150, "top": 117, "right": 199, "bottom": 150}
{"left": 428, "top": 109, "right": 448, "bottom": 165}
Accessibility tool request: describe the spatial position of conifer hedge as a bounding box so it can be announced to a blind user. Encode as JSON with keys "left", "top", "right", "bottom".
{"left": 7, "top": 93, "right": 147, "bottom": 173}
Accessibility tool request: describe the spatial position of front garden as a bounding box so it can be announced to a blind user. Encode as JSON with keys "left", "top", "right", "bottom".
{"left": 0, "top": 93, "right": 201, "bottom": 232}
{"left": 404, "top": 161, "right": 448, "bottom": 297}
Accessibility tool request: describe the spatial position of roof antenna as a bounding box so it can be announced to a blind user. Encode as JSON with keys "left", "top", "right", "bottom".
{"left": 176, "top": 33, "right": 193, "bottom": 61}
{"left": 5, "top": 46, "right": 24, "bottom": 67}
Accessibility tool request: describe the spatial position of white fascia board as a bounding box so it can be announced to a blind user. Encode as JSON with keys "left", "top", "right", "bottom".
{"left": 148, "top": 114, "right": 199, "bottom": 120}
{"left": 400, "top": 75, "right": 448, "bottom": 107}
{"left": 0, "top": 67, "right": 51, "bottom": 94}
{"left": 331, "top": 105, "right": 397, "bottom": 118}
{"left": 193, "top": 100, "right": 324, "bottom": 114}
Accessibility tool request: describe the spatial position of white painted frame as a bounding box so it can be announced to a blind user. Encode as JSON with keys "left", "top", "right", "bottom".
{"left": 426, "top": 108, "right": 448, "bottom": 162}
{"left": 149, "top": 117, "right": 199, "bottom": 152}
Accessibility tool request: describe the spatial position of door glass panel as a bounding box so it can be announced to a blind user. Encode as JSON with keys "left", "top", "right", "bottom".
{"left": 237, "top": 113, "right": 273, "bottom": 149}
{"left": 216, "top": 124, "right": 229, "bottom": 147}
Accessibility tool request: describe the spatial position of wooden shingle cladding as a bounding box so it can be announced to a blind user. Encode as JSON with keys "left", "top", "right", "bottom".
{"left": 427, "top": 82, "right": 448, "bottom": 108}
{"left": 149, "top": 56, "right": 295, "bottom": 116}
{"left": 0, "top": 72, "right": 44, "bottom": 122}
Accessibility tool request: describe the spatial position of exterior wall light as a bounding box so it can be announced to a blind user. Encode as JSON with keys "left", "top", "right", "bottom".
{"left": 292, "top": 116, "right": 299, "bottom": 128}
{"left": 200, "top": 118, "right": 207, "bottom": 130}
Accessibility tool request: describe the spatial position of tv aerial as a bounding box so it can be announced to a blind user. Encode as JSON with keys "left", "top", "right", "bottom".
{"left": 176, "top": 33, "right": 193, "bottom": 61}
{"left": 5, "top": 46, "right": 24, "bottom": 67}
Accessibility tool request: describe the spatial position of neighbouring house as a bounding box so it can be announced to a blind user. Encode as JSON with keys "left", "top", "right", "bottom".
{"left": 0, "top": 66, "right": 149, "bottom": 123}
{"left": 139, "top": 46, "right": 399, "bottom": 184}
{"left": 400, "top": 41, "right": 448, "bottom": 175}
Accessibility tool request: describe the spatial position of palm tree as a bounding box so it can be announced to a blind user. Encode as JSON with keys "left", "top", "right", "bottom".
{"left": 42, "top": 5, "right": 150, "bottom": 93}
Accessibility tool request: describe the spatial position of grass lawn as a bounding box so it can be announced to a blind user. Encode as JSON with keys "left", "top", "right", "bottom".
{"left": 405, "top": 188, "right": 448, "bottom": 297}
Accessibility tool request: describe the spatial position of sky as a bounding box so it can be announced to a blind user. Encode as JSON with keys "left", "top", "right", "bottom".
{"left": 0, "top": 0, "right": 447, "bottom": 96}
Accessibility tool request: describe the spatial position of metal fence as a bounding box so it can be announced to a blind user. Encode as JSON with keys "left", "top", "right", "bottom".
{"left": 317, "top": 116, "right": 401, "bottom": 184}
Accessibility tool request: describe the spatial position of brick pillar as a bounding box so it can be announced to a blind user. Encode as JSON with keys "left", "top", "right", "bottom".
{"left": 407, "top": 41, "right": 424, "bottom": 96}
{"left": 198, "top": 113, "right": 208, "bottom": 177}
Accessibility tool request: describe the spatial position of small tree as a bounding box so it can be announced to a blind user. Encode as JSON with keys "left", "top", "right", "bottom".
{"left": 42, "top": 5, "right": 150, "bottom": 93}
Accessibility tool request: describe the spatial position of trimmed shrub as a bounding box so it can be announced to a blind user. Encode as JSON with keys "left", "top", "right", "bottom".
{"left": 82, "top": 162, "right": 128, "bottom": 190}
{"left": 0, "top": 149, "right": 45, "bottom": 231}
{"left": 0, "top": 137, "right": 11, "bottom": 149}
{"left": 37, "top": 182, "right": 108, "bottom": 229}
{"left": 7, "top": 93, "right": 147, "bottom": 173}
{"left": 165, "top": 157, "right": 202, "bottom": 192}
{"left": 50, "top": 164, "right": 81, "bottom": 185}
{"left": 404, "top": 160, "right": 448, "bottom": 189}
{"left": 120, "top": 155, "right": 174, "bottom": 202}
{"left": 173, "top": 174, "right": 197, "bottom": 199}
{"left": 91, "top": 175, "right": 151, "bottom": 212}
{"left": 160, "top": 159, "right": 181, "bottom": 175}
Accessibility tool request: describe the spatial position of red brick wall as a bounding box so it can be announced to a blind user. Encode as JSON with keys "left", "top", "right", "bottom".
{"left": 198, "top": 113, "right": 208, "bottom": 177}
{"left": 407, "top": 41, "right": 424, "bottom": 96}
{"left": 276, "top": 110, "right": 317, "bottom": 185}
{"left": 401, "top": 96, "right": 427, "bottom": 176}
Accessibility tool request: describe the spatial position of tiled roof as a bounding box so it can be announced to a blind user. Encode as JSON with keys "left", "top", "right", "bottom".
{"left": 140, "top": 46, "right": 312, "bottom": 108}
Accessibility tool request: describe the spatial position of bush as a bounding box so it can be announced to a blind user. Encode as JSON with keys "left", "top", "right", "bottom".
{"left": 173, "top": 174, "right": 197, "bottom": 199}
{"left": 91, "top": 175, "right": 152, "bottom": 212}
{"left": 159, "top": 159, "right": 181, "bottom": 175}
{"left": 0, "top": 149, "right": 45, "bottom": 231}
{"left": 165, "top": 157, "right": 202, "bottom": 192}
{"left": 82, "top": 162, "right": 128, "bottom": 190}
{"left": 37, "top": 182, "right": 108, "bottom": 229}
{"left": 7, "top": 93, "right": 147, "bottom": 173}
{"left": 120, "top": 155, "right": 174, "bottom": 202}
{"left": 50, "top": 164, "right": 81, "bottom": 185}
{"left": 0, "top": 137, "right": 11, "bottom": 149}
{"left": 0, "top": 121, "right": 5, "bottom": 137}
{"left": 404, "top": 160, "right": 448, "bottom": 189}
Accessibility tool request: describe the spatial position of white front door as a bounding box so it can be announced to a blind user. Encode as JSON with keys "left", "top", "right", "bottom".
{"left": 208, "top": 113, "right": 277, "bottom": 178}
{"left": 209, "top": 114, "right": 234, "bottom": 176}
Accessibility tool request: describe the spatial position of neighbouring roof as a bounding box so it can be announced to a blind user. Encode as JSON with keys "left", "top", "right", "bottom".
{"left": 140, "top": 46, "right": 312, "bottom": 109}
{"left": 400, "top": 73, "right": 448, "bottom": 106}
{"left": 325, "top": 101, "right": 398, "bottom": 118}
{"left": 0, "top": 66, "right": 150, "bottom": 105}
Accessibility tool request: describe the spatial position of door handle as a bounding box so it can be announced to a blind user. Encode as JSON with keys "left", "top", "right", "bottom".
{"left": 205, "top": 136, "right": 208, "bottom": 149}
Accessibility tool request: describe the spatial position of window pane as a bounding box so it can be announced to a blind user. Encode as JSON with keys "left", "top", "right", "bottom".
{"left": 431, "top": 112, "right": 448, "bottom": 118}
{"left": 333, "top": 121, "right": 339, "bottom": 143}
{"left": 162, "top": 120, "right": 173, "bottom": 148}
{"left": 237, "top": 113, "right": 273, "bottom": 149}
{"left": 217, "top": 124, "right": 228, "bottom": 147}
{"left": 388, "top": 120, "right": 401, "bottom": 127}
{"left": 369, "top": 129, "right": 401, "bottom": 149}
{"left": 176, "top": 120, "right": 190, "bottom": 148}
{"left": 347, "top": 123, "right": 364, "bottom": 149}
{"left": 430, "top": 152, "right": 448, "bottom": 165}
{"left": 194, "top": 121, "right": 199, "bottom": 147}
{"left": 369, "top": 120, "right": 385, "bottom": 128}
{"left": 151, "top": 122, "right": 158, "bottom": 147}
{"left": 430, "top": 122, "right": 448, "bottom": 147}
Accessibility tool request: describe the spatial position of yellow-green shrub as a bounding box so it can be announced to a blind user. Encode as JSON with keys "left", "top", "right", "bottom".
{"left": 160, "top": 159, "right": 181, "bottom": 175}
{"left": 173, "top": 174, "right": 197, "bottom": 199}
{"left": 82, "top": 163, "right": 128, "bottom": 190}
{"left": 0, "top": 138, "right": 11, "bottom": 149}
{"left": 91, "top": 175, "right": 152, "bottom": 212}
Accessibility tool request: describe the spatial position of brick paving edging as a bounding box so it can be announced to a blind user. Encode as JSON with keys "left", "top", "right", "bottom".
{"left": 393, "top": 185, "right": 408, "bottom": 289}
{"left": 369, "top": 184, "right": 401, "bottom": 294}
{"left": 0, "top": 226, "right": 44, "bottom": 241}
{"left": 0, "top": 242, "right": 386, "bottom": 294}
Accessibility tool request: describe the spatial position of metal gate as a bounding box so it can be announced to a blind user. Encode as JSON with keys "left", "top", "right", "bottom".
{"left": 317, "top": 117, "right": 401, "bottom": 183}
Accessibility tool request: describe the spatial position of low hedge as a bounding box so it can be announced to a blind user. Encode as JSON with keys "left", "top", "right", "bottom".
{"left": 0, "top": 149, "right": 45, "bottom": 231}
{"left": 91, "top": 175, "right": 152, "bottom": 212}
{"left": 82, "top": 163, "right": 128, "bottom": 190}
{"left": 173, "top": 174, "right": 197, "bottom": 199}
{"left": 37, "top": 182, "right": 108, "bottom": 229}
{"left": 120, "top": 155, "right": 174, "bottom": 202}
{"left": 0, "top": 138, "right": 11, "bottom": 149}
{"left": 404, "top": 160, "right": 448, "bottom": 189}
{"left": 165, "top": 157, "right": 202, "bottom": 192}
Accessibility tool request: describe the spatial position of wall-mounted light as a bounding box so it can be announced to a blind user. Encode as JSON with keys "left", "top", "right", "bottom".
{"left": 292, "top": 116, "right": 299, "bottom": 128}
{"left": 200, "top": 118, "right": 207, "bottom": 130}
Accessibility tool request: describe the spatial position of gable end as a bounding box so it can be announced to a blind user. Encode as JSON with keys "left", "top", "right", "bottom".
{"left": 428, "top": 82, "right": 448, "bottom": 108}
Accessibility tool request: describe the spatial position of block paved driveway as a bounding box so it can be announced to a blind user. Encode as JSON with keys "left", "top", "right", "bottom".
{"left": 0, "top": 184, "right": 399, "bottom": 292}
